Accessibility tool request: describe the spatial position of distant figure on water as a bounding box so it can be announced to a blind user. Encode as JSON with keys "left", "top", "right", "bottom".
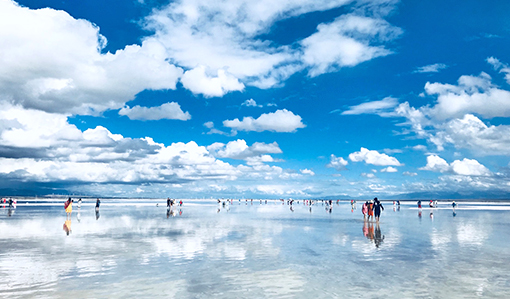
{"left": 77, "top": 198, "right": 82, "bottom": 209}
{"left": 417, "top": 200, "right": 422, "bottom": 209}
{"left": 95, "top": 198, "right": 100, "bottom": 212}
{"left": 64, "top": 198, "right": 72, "bottom": 218}
{"left": 452, "top": 201, "right": 457, "bottom": 209}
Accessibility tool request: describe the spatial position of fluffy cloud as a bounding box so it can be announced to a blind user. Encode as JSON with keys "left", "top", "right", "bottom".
{"left": 0, "top": 104, "right": 311, "bottom": 194}
{"left": 223, "top": 109, "right": 306, "bottom": 133}
{"left": 300, "top": 169, "right": 315, "bottom": 176}
{"left": 348, "top": 147, "right": 401, "bottom": 166}
{"left": 430, "top": 114, "right": 510, "bottom": 154}
{"left": 143, "top": 0, "right": 400, "bottom": 93}
{"left": 301, "top": 14, "right": 402, "bottom": 76}
{"left": 390, "top": 59, "right": 510, "bottom": 156}
{"left": 119, "top": 102, "right": 191, "bottom": 121}
{"left": 413, "top": 63, "right": 448, "bottom": 73}
{"left": 180, "top": 66, "right": 245, "bottom": 97}
{"left": 420, "top": 155, "right": 491, "bottom": 176}
{"left": 380, "top": 166, "right": 398, "bottom": 173}
{"left": 326, "top": 154, "right": 348, "bottom": 171}
{"left": 242, "top": 99, "right": 262, "bottom": 108}
{"left": 0, "top": 0, "right": 182, "bottom": 114}
{"left": 341, "top": 97, "right": 398, "bottom": 116}
{"left": 425, "top": 72, "right": 510, "bottom": 120}
{"left": 207, "top": 139, "right": 282, "bottom": 160}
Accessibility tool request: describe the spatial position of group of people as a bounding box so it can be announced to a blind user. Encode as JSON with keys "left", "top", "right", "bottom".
{"left": 63, "top": 198, "right": 101, "bottom": 235}
{"left": 362, "top": 198, "right": 384, "bottom": 222}
{"left": 166, "top": 198, "right": 183, "bottom": 208}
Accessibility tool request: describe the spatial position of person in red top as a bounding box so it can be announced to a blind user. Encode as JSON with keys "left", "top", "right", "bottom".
{"left": 368, "top": 200, "right": 374, "bottom": 221}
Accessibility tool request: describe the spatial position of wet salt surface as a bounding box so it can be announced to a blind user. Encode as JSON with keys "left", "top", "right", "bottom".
{"left": 1, "top": 200, "right": 509, "bottom": 298}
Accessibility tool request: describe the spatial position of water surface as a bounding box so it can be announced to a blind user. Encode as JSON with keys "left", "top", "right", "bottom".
{"left": 1, "top": 200, "right": 509, "bottom": 298}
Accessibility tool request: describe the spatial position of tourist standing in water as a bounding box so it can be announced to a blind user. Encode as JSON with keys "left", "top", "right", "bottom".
{"left": 64, "top": 198, "right": 72, "bottom": 218}
{"left": 373, "top": 198, "right": 384, "bottom": 222}
{"left": 362, "top": 201, "right": 368, "bottom": 219}
{"left": 95, "top": 198, "right": 100, "bottom": 211}
{"left": 417, "top": 200, "right": 422, "bottom": 209}
{"left": 367, "top": 200, "right": 374, "bottom": 221}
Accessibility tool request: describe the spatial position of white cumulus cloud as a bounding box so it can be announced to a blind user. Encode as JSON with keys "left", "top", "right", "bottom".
{"left": 381, "top": 166, "right": 398, "bottom": 173}
{"left": 420, "top": 155, "right": 491, "bottom": 176}
{"left": 143, "top": 0, "right": 401, "bottom": 91}
{"left": 207, "top": 139, "right": 282, "bottom": 160}
{"left": 223, "top": 109, "right": 305, "bottom": 133}
{"left": 180, "top": 66, "right": 245, "bottom": 97}
{"left": 349, "top": 147, "right": 401, "bottom": 166}
{"left": 119, "top": 102, "right": 191, "bottom": 121}
{"left": 425, "top": 72, "right": 510, "bottom": 120}
{"left": 326, "top": 154, "right": 348, "bottom": 171}
{"left": 242, "top": 99, "right": 262, "bottom": 107}
{"left": 0, "top": 1, "right": 182, "bottom": 114}
{"left": 300, "top": 169, "right": 315, "bottom": 176}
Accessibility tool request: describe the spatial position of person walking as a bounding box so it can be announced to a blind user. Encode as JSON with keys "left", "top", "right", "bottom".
{"left": 368, "top": 200, "right": 374, "bottom": 221}
{"left": 373, "top": 197, "right": 384, "bottom": 222}
{"left": 362, "top": 201, "right": 369, "bottom": 219}
{"left": 65, "top": 198, "right": 73, "bottom": 218}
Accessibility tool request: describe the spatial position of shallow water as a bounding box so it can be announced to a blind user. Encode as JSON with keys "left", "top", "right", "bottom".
{"left": 1, "top": 200, "right": 509, "bottom": 298}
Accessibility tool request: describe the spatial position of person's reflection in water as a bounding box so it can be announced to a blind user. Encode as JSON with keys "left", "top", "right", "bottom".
{"left": 363, "top": 220, "right": 369, "bottom": 238}
{"left": 363, "top": 220, "right": 375, "bottom": 243}
{"left": 179, "top": 209, "right": 182, "bottom": 216}
{"left": 63, "top": 219, "right": 72, "bottom": 236}
{"left": 367, "top": 221, "right": 375, "bottom": 242}
{"left": 7, "top": 207, "right": 14, "bottom": 217}
{"left": 77, "top": 209, "right": 81, "bottom": 223}
{"left": 374, "top": 223, "right": 384, "bottom": 248}
{"left": 418, "top": 210, "right": 422, "bottom": 221}
{"left": 453, "top": 210, "right": 457, "bottom": 217}
{"left": 95, "top": 209, "right": 100, "bottom": 220}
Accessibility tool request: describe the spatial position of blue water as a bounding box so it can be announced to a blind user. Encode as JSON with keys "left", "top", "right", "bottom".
{"left": 0, "top": 200, "right": 509, "bottom": 298}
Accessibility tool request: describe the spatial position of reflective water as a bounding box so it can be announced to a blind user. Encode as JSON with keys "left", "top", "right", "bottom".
{"left": 1, "top": 200, "right": 509, "bottom": 298}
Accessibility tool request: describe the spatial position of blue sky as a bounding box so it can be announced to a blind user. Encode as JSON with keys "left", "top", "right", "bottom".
{"left": 1, "top": 0, "right": 510, "bottom": 199}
